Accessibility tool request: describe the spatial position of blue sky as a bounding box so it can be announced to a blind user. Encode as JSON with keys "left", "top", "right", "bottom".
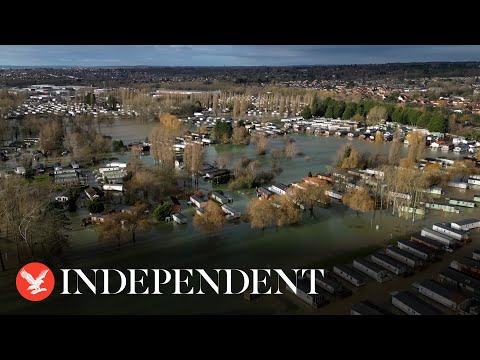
{"left": 1, "top": 45, "right": 480, "bottom": 66}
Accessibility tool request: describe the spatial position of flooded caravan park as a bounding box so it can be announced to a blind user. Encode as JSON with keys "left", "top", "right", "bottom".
{"left": 1, "top": 118, "right": 478, "bottom": 315}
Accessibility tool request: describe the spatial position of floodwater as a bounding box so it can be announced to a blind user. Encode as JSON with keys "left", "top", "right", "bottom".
{"left": 1, "top": 118, "right": 478, "bottom": 314}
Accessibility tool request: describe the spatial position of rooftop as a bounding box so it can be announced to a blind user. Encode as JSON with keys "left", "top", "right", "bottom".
{"left": 392, "top": 291, "right": 444, "bottom": 315}
{"left": 397, "top": 239, "right": 435, "bottom": 255}
{"left": 418, "top": 279, "right": 464, "bottom": 303}
{"left": 351, "top": 301, "right": 385, "bottom": 315}
{"left": 334, "top": 264, "right": 366, "bottom": 281}
{"left": 371, "top": 252, "right": 408, "bottom": 270}
{"left": 387, "top": 245, "right": 423, "bottom": 262}
{"left": 272, "top": 183, "right": 288, "bottom": 191}
{"left": 452, "top": 257, "right": 480, "bottom": 269}
{"left": 432, "top": 223, "right": 468, "bottom": 235}
{"left": 453, "top": 218, "right": 480, "bottom": 226}
{"left": 440, "top": 268, "right": 480, "bottom": 289}
{"left": 354, "top": 258, "right": 386, "bottom": 274}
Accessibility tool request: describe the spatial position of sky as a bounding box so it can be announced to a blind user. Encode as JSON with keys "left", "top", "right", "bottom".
{"left": 1, "top": 45, "right": 480, "bottom": 67}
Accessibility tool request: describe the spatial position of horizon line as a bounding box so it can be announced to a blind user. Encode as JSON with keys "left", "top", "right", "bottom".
{"left": 2, "top": 60, "right": 480, "bottom": 69}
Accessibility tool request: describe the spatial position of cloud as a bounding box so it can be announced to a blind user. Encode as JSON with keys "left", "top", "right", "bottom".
{"left": 1, "top": 45, "right": 480, "bottom": 66}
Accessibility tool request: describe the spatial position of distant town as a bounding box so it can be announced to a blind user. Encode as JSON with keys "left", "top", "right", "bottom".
{"left": 2, "top": 62, "right": 480, "bottom": 315}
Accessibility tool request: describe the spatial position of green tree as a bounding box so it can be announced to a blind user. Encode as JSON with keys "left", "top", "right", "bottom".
{"left": 301, "top": 106, "right": 312, "bottom": 119}
{"left": 333, "top": 101, "right": 346, "bottom": 119}
{"left": 24, "top": 167, "right": 35, "bottom": 181}
{"left": 112, "top": 140, "right": 125, "bottom": 152}
{"left": 318, "top": 99, "right": 328, "bottom": 117}
{"left": 342, "top": 102, "right": 357, "bottom": 120}
{"left": 311, "top": 95, "right": 321, "bottom": 117}
{"left": 356, "top": 102, "right": 366, "bottom": 116}
{"left": 325, "top": 104, "right": 335, "bottom": 118}
{"left": 85, "top": 92, "right": 96, "bottom": 108}
{"left": 107, "top": 95, "right": 118, "bottom": 110}
{"left": 417, "top": 112, "right": 431, "bottom": 128}
{"left": 88, "top": 200, "right": 104, "bottom": 214}
{"left": 212, "top": 120, "right": 233, "bottom": 143}
{"left": 427, "top": 113, "right": 447, "bottom": 133}
{"left": 391, "top": 107, "right": 405, "bottom": 124}
{"left": 153, "top": 202, "right": 173, "bottom": 221}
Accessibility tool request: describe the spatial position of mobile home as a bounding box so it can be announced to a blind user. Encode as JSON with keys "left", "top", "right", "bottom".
{"left": 438, "top": 268, "right": 480, "bottom": 295}
{"left": 353, "top": 258, "right": 392, "bottom": 283}
{"left": 350, "top": 301, "right": 385, "bottom": 315}
{"left": 410, "top": 234, "right": 444, "bottom": 251}
{"left": 386, "top": 245, "right": 425, "bottom": 268}
{"left": 370, "top": 252, "right": 408, "bottom": 276}
{"left": 421, "top": 228, "right": 457, "bottom": 246}
{"left": 412, "top": 280, "right": 465, "bottom": 310}
{"left": 171, "top": 213, "right": 187, "bottom": 224}
{"left": 333, "top": 265, "right": 366, "bottom": 287}
{"left": 397, "top": 239, "right": 435, "bottom": 261}
{"left": 432, "top": 223, "right": 469, "bottom": 242}
{"left": 450, "top": 257, "right": 480, "bottom": 279}
{"left": 391, "top": 290, "right": 443, "bottom": 315}
{"left": 451, "top": 218, "right": 480, "bottom": 231}
{"left": 286, "top": 277, "right": 328, "bottom": 309}
{"left": 447, "top": 198, "right": 475, "bottom": 208}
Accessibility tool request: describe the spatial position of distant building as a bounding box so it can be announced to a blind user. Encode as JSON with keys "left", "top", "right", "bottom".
{"left": 351, "top": 301, "right": 385, "bottom": 315}
{"left": 190, "top": 195, "right": 208, "bottom": 208}
{"left": 268, "top": 183, "right": 288, "bottom": 196}
{"left": 172, "top": 213, "right": 187, "bottom": 224}
{"left": 451, "top": 219, "right": 480, "bottom": 231}
{"left": 391, "top": 290, "right": 443, "bottom": 315}
{"left": 166, "top": 196, "right": 182, "bottom": 212}
{"left": 413, "top": 280, "right": 465, "bottom": 310}
{"left": 286, "top": 277, "right": 328, "bottom": 309}
{"left": 84, "top": 186, "right": 102, "bottom": 201}
{"left": 256, "top": 187, "right": 273, "bottom": 199}
{"left": 386, "top": 245, "right": 424, "bottom": 268}
{"left": 397, "top": 239, "right": 435, "bottom": 261}
{"left": 370, "top": 252, "right": 408, "bottom": 275}
{"left": 333, "top": 265, "right": 366, "bottom": 287}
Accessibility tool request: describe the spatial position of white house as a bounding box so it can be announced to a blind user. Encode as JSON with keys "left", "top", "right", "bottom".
{"left": 102, "top": 184, "right": 123, "bottom": 192}
{"left": 268, "top": 183, "right": 288, "bottom": 196}
{"left": 14, "top": 166, "right": 26, "bottom": 175}
{"left": 84, "top": 187, "right": 101, "bottom": 201}
{"left": 55, "top": 193, "right": 69, "bottom": 202}
{"left": 190, "top": 195, "right": 208, "bottom": 208}
{"left": 221, "top": 204, "right": 241, "bottom": 219}
{"left": 451, "top": 219, "right": 480, "bottom": 231}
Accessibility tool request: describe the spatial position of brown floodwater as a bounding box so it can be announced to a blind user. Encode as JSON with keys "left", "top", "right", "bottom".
{"left": 0, "top": 118, "right": 477, "bottom": 314}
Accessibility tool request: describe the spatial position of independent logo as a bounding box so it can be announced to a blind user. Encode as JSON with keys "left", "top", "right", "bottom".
{"left": 16, "top": 262, "right": 55, "bottom": 301}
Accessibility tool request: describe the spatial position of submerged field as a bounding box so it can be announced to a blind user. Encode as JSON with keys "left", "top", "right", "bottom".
{"left": 0, "top": 118, "right": 478, "bottom": 314}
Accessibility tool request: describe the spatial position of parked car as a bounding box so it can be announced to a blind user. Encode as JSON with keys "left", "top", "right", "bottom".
{"left": 444, "top": 246, "right": 454, "bottom": 253}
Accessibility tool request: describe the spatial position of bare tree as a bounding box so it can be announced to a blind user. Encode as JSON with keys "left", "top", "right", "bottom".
{"left": 39, "top": 120, "right": 64, "bottom": 155}
{"left": 215, "top": 153, "right": 232, "bottom": 169}
{"left": 251, "top": 133, "right": 269, "bottom": 155}
{"left": 289, "top": 182, "right": 331, "bottom": 217}
{"left": 183, "top": 143, "right": 204, "bottom": 188}
{"left": 97, "top": 214, "right": 129, "bottom": 248}
{"left": 274, "top": 195, "right": 301, "bottom": 228}
{"left": 193, "top": 201, "right": 226, "bottom": 235}
{"left": 120, "top": 203, "right": 150, "bottom": 243}
{"left": 406, "top": 131, "right": 425, "bottom": 164}
{"left": 367, "top": 106, "right": 388, "bottom": 125}
{"left": 247, "top": 198, "right": 276, "bottom": 231}
{"left": 284, "top": 138, "right": 298, "bottom": 158}
{"left": 343, "top": 187, "right": 375, "bottom": 215}
{"left": 232, "top": 126, "right": 250, "bottom": 145}
{"left": 388, "top": 128, "right": 403, "bottom": 164}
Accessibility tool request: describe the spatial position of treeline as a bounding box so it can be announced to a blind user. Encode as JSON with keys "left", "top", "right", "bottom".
{"left": 302, "top": 96, "right": 449, "bottom": 133}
